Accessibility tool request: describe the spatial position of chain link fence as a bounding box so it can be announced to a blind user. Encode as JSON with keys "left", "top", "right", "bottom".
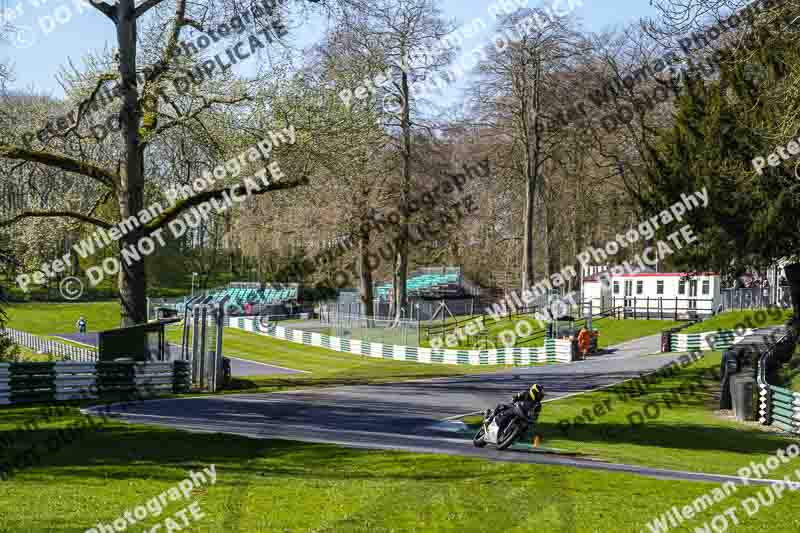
{"left": 322, "top": 313, "right": 420, "bottom": 347}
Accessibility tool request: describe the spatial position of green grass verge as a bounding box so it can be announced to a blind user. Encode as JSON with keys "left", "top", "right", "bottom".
{"left": 4, "top": 345, "right": 56, "bottom": 363}
{"left": 468, "top": 351, "right": 800, "bottom": 477}
{"left": 6, "top": 301, "right": 511, "bottom": 391}
{"left": 781, "top": 370, "right": 800, "bottom": 393}
{"left": 776, "top": 346, "right": 800, "bottom": 393}
{"left": 167, "top": 327, "right": 509, "bottom": 393}
{"left": 588, "top": 317, "right": 682, "bottom": 348}
{"left": 6, "top": 301, "right": 121, "bottom": 336}
{"left": 1, "top": 403, "right": 799, "bottom": 532}
{"left": 422, "top": 316, "right": 682, "bottom": 350}
{"left": 683, "top": 309, "right": 793, "bottom": 334}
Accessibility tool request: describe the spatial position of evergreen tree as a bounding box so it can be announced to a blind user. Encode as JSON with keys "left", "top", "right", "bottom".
{"left": 640, "top": 14, "right": 800, "bottom": 275}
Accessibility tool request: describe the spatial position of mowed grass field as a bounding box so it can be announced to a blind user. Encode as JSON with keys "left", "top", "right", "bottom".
{"left": 8, "top": 301, "right": 678, "bottom": 352}
{"left": 5, "top": 301, "right": 509, "bottom": 388}
{"left": 4, "top": 305, "right": 800, "bottom": 530}
{"left": 5, "top": 301, "right": 122, "bottom": 336}
{"left": 169, "top": 327, "right": 509, "bottom": 393}
{"left": 683, "top": 308, "right": 793, "bottom": 334}
{"left": 1, "top": 402, "right": 799, "bottom": 532}
{"left": 462, "top": 351, "right": 800, "bottom": 477}
{"left": 422, "top": 315, "right": 682, "bottom": 349}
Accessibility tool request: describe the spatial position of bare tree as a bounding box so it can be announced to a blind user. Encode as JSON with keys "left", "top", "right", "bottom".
{"left": 340, "top": 0, "right": 457, "bottom": 323}
{"left": 472, "top": 8, "right": 585, "bottom": 293}
{"left": 0, "top": 0, "right": 319, "bottom": 325}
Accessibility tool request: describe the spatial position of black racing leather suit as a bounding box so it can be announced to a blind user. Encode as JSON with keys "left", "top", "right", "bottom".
{"left": 494, "top": 391, "right": 541, "bottom": 429}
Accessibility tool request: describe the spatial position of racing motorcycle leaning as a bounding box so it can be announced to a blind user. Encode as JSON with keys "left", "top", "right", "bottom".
{"left": 472, "top": 402, "right": 537, "bottom": 450}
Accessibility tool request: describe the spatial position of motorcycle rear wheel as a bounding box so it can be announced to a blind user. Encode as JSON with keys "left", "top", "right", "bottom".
{"left": 496, "top": 422, "right": 523, "bottom": 450}
{"left": 473, "top": 426, "right": 487, "bottom": 448}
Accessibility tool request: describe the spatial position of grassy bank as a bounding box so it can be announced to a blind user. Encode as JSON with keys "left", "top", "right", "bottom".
{"left": 5, "top": 301, "right": 121, "bottom": 336}
{"left": 776, "top": 346, "right": 800, "bottom": 393}
{"left": 1, "top": 403, "right": 798, "bottom": 532}
{"left": 422, "top": 316, "right": 681, "bottom": 350}
{"left": 683, "top": 309, "right": 793, "bottom": 334}
{"left": 5, "top": 302, "right": 514, "bottom": 391}
{"left": 172, "top": 327, "right": 509, "bottom": 393}
{"left": 467, "top": 351, "right": 800, "bottom": 477}
{"left": 5, "top": 345, "right": 55, "bottom": 362}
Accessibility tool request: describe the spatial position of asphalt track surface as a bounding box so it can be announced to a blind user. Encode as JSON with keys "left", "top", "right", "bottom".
{"left": 52, "top": 332, "right": 305, "bottom": 376}
{"left": 84, "top": 332, "right": 786, "bottom": 487}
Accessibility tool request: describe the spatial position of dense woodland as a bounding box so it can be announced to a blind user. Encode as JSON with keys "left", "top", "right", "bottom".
{"left": 1, "top": 0, "right": 799, "bottom": 325}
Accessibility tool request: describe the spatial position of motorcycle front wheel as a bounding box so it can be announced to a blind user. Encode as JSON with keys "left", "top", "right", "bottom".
{"left": 496, "top": 421, "right": 524, "bottom": 450}
{"left": 473, "top": 426, "right": 487, "bottom": 447}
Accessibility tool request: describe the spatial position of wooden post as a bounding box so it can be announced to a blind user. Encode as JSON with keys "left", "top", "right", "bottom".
{"left": 647, "top": 296, "right": 650, "bottom": 320}
{"left": 675, "top": 297, "right": 678, "bottom": 321}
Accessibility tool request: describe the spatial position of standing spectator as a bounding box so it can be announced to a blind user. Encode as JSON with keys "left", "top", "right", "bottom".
{"left": 577, "top": 326, "right": 592, "bottom": 360}
{"left": 76, "top": 316, "right": 87, "bottom": 334}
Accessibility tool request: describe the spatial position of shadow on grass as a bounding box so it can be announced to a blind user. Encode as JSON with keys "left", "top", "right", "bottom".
{"left": 535, "top": 420, "right": 792, "bottom": 455}
{"left": 224, "top": 373, "right": 465, "bottom": 392}
{"left": 1, "top": 421, "right": 538, "bottom": 485}
{"left": 460, "top": 411, "right": 791, "bottom": 457}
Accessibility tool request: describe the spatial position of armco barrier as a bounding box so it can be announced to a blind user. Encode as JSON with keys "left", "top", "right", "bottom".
{"left": 759, "top": 384, "right": 800, "bottom": 434}
{"left": 757, "top": 329, "right": 799, "bottom": 434}
{"left": 3, "top": 327, "right": 97, "bottom": 362}
{"left": 0, "top": 361, "right": 190, "bottom": 405}
{"left": 226, "top": 317, "right": 574, "bottom": 364}
{"left": 670, "top": 329, "right": 753, "bottom": 352}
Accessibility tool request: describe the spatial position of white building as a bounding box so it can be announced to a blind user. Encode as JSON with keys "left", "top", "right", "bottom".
{"left": 582, "top": 268, "right": 722, "bottom": 319}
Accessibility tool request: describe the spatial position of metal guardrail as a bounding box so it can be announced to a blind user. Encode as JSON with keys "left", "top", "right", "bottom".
{"left": 757, "top": 329, "right": 799, "bottom": 433}
{"left": 0, "top": 360, "right": 190, "bottom": 405}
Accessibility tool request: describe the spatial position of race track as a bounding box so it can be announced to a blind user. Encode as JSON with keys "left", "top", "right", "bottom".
{"left": 82, "top": 334, "right": 783, "bottom": 486}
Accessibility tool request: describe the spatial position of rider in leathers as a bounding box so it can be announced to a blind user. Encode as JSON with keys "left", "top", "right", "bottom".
{"left": 494, "top": 384, "right": 544, "bottom": 429}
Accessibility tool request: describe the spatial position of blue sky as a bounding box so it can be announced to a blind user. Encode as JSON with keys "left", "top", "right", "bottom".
{"left": 0, "top": 0, "right": 656, "bottom": 98}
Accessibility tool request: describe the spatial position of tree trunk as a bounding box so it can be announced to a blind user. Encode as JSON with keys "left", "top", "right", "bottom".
{"left": 116, "top": 0, "right": 146, "bottom": 327}
{"left": 358, "top": 230, "right": 374, "bottom": 320}
{"left": 544, "top": 197, "right": 560, "bottom": 279}
{"left": 522, "top": 54, "right": 543, "bottom": 294}
{"left": 522, "top": 167, "right": 536, "bottom": 294}
{"left": 571, "top": 205, "right": 584, "bottom": 299}
{"left": 393, "top": 69, "right": 412, "bottom": 323}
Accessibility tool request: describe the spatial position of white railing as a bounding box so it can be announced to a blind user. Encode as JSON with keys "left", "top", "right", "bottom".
{"left": 2, "top": 328, "right": 97, "bottom": 362}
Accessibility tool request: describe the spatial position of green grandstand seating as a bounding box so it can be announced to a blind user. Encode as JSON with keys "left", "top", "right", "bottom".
{"left": 194, "top": 284, "right": 300, "bottom": 309}
{"left": 373, "top": 270, "right": 461, "bottom": 300}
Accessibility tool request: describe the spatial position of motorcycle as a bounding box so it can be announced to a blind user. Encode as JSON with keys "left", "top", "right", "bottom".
{"left": 473, "top": 403, "right": 537, "bottom": 450}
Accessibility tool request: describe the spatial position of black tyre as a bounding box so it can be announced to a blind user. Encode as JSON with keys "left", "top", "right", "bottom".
{"left": 473, "top": 426, "right": 487, "bottom": 448}
{"left": 496, "top": 421, "right": 523, "bottom": 450}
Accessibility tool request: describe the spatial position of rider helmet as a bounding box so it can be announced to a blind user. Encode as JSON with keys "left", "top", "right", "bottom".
{"left": 529, "top": 384, "right": 544, "bottom": 402}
